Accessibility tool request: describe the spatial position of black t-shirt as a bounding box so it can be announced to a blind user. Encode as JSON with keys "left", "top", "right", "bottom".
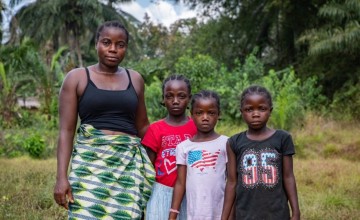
{"left": 228, "top": 130, "right": 295, "bottom": 220}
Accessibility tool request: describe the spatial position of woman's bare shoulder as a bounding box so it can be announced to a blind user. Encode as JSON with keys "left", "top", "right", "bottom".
{"left": 62, "top": 68, "right": 87, "bottom": 83}
{"left": 60, "top": 68, "right": 88, "bottom": 94}
{"left": 127, "top": 68, "right": 145, "bottom": 88}
{"left": 127, "top": 68, "right": 143, "bottom": 81}
{"left": 66, "top": 67, "right": 86, "bottom": 78}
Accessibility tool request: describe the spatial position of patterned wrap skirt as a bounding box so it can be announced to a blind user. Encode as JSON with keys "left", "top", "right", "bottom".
{"left": 68, "top": 124, "right": 155, "bottom": 220}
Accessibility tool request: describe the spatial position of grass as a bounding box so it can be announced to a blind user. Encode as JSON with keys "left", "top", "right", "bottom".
{"left": 296, "top": 159, "right": 360, "bottom": 219}
{"left": 0, "top": 157, "right": 65, "bottom": 220}
{"left": 291, "top": 114, "right": 360, "bottom": 161}
{"left": 0, "top": 114, "right": 359, "bottom": 219}
{"left": 1, "top": 157, "right": 358, "bottom": 219}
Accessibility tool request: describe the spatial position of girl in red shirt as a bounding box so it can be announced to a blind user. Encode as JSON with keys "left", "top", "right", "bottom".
{"left": 142, "top": 75, "right": 197, "bottom": 220}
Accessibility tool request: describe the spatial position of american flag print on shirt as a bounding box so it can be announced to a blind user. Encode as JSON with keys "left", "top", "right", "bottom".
{"left": 241, "top": 148, "right": 279, "bottom": 188}
{"left": 188, "top": 149, "right": 221, "bottom": 171}
{"left": 242, "top": 153, "right": 258, "bottom": 185}
{"left": 261, "top": 152, "right": 278, "bottom": 185}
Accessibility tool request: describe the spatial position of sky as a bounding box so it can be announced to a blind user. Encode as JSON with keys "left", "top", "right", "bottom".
{"left": 2, "top": 0, "right": 198, "bottom": 28}
{"left": 1, "top": 0, "right": 198, "bottom": 43}
{"left": 119, "top": 0, "right": 198, "bottom": 27}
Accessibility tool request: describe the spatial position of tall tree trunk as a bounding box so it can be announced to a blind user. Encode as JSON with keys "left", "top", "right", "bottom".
{"left": 74, "top": 34, "right": 83, "bottom": 67}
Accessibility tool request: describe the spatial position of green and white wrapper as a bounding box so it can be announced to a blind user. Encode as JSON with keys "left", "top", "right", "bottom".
{"left": 68, "top": 124, "right": 155, "bottom": 220}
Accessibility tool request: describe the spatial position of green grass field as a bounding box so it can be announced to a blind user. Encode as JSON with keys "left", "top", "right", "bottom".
{"left": 0, "top": 115, "right": 359, "bottom": 219}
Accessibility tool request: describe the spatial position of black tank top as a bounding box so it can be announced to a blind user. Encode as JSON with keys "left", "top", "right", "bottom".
{"left": 78, "top": 67, "right": 138, "bottom": 135}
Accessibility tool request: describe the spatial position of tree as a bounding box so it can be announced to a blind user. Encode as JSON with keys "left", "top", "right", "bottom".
{"left": 9, "top": 0, "right": 103, "bottom": 67}
{"left": 0, "top": 37, "right": 69, "bottom": 125}
{"left": 181, "top": 0, "right": 325, "bottom": 69}
{"left": 137, "top": 13, "right": 169, "bottom": 59}
{"left": 31, "top": 46, "right": 68, "bottom": 118}
{"left": 0, "top": 62, "right": 19, "bottom": 127}
{"left": 298, "top": 0, "right": 360, "bottom": 97}
{"left": 0, "top": 38, "right": 35, "bottom": 127}
{"left": 299, "top": 0, "right": 360, "bottom": 56}
{"left": 106, "top": 0, "right": 133, "bottom": 8}
{"left": 8, "top": 0, "right": 141, "bottom": 66}
{"left": 0, "top": 0, "right": 5, "bottom": 43}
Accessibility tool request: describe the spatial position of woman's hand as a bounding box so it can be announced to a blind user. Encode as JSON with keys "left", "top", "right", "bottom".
{"left": 53, "top": 177, "right": 74, "bottom": 210}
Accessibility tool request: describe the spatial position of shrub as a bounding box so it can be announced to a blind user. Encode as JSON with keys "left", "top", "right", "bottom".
{"left": 0, "top": 132, "right": 26, "bottom": 158}
{"left": 330, "top": 80, "right": 360, "bottom": 121}
{"left": 170, "top": 52, "right": 325, "bottom": 130}
{"left": 174, "top": 53, "right": 250, "bottom": 122}
{"left": 222, "top": 52, "right": 263, "bottom": 121}
{"left": 262, "top": 68, "right": 325, "bottom": 130}
{"left": 23, "top": 134, "right": 45, "bottom": 159}
{"left": 175, "top": 54, "right": 221, "bottom": 94}
{"left": 262, "top": 68, "right": 303, "bottom": 130}
{"left": 144, "top": 76, "right": 167, "bottom": 122}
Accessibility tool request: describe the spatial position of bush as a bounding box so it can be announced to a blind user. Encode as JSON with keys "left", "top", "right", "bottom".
{"left": 221, "top": 53, "right": 262, "bottom": 121}
{"left": 175, "top": 54, "right": 222, "bottom": 94}
{"left": 1, "top": 131, "right": 47, "bottom": 159}
{"left": 0, "top": 132, "right": 26, "bottom": 158}
{"left": 330, "top": 80, "right": 360, "bottom": 121}
{"left": 261, "top": 68, "right": 304, "bottom": 130}
{"left": 23, "top": 134, "right": 46, "bottom": 158}
{"left": 174, "top": 53, "right": 250, "bottom": 122}
{"left": 168, "top": 52, "right": 324, "bottom": 130}
{"left": 262, "top": 68, "right": 325, "bottom": 130}
{"left": 15, "top": 110, "right": 35, "bottom": 127}
{"left": 144, "top": 76, "right": 167, "bottom": 122}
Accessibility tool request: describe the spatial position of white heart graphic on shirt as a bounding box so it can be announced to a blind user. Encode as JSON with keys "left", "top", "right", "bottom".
{"left": 164, "top": 158, "right": 177, "bottom": 174}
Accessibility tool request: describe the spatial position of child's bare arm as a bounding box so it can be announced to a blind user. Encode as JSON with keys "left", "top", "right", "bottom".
{"left": 221, "top": 142, "right": 237, "bottom": 220}
{"left": 144, "top": 146, "right": 156, "bottom": 165}
{"left": 283, "top": 155, "right": 300, "bottom": 220}
{"left": 169, "top": 165, "right": 187, "bottom": 220}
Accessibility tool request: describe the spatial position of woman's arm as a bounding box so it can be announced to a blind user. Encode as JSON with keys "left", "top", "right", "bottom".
{"left": 130, "top": 70, "right": 149, "bottom": 139}
{"left": 169, "top": 165, "right": 187, "bottom": 220}
{"left": 221, "top": 142, "right": 237, "bottom": 220}
{"left": 53, "top": 70, "right": 80, "bottom": 209}
{"left": 283, "top": 155, "right": 300, "bottom": 220}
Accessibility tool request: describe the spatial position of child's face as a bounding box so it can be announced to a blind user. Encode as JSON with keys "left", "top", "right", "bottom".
{"left": 241, "top": 94, "right": 272, "bottom": 130}
{"left": 163, "top": 80, "right": 190, "bottom": 116}
{"left": 191, "top": 98, "right": 219, "bottom": 133}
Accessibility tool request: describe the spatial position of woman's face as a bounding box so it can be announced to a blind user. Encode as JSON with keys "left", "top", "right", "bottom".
{"left": 96, "top": 27, "right": 128, "bottom": 67}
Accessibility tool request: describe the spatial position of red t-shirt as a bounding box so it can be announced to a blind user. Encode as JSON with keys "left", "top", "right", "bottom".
{"left": 141, "top": 118, "right": 197, "bottom": 187}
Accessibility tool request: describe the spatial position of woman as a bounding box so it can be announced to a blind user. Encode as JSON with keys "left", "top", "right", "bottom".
{"left": 53, "top": 20, "right": 155, "bottom": 220}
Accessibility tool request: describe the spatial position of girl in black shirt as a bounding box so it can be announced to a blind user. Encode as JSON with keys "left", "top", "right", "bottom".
{"left": 221, "top": 85, "right": 300, "bottom": 220}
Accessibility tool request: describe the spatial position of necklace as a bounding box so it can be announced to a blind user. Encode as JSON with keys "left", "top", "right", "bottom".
{"left": 94, "top": 65, "right": 119, "bottom": 75}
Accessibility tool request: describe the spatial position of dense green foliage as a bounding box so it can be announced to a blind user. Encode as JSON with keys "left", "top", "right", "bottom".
{"left": 0, "top": 111, "right": 57, "bottom": 158}
{"left": 23, "top": 133, "right": 46, "bottom": 158}
{"left": 0, "top": 0, "right": 359, "bottom": 158}
{"left": 0, "top": 2, "right": 359, "bottom": 219}
{"left": 182, "top": 0, "right": 360, "bottom": 99}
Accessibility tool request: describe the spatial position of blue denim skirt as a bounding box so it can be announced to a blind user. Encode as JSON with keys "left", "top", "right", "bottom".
{"left": 145, "top": 182, "right": 187, "bottom": 220}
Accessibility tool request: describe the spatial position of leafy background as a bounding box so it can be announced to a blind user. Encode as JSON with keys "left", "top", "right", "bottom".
{"left": 0, "top": 0, "right": 359, "bottom": 219}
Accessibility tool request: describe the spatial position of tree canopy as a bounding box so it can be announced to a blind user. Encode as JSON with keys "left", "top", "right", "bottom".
{"left": 1, "top": 0, "right": 359, "bottom": 125}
